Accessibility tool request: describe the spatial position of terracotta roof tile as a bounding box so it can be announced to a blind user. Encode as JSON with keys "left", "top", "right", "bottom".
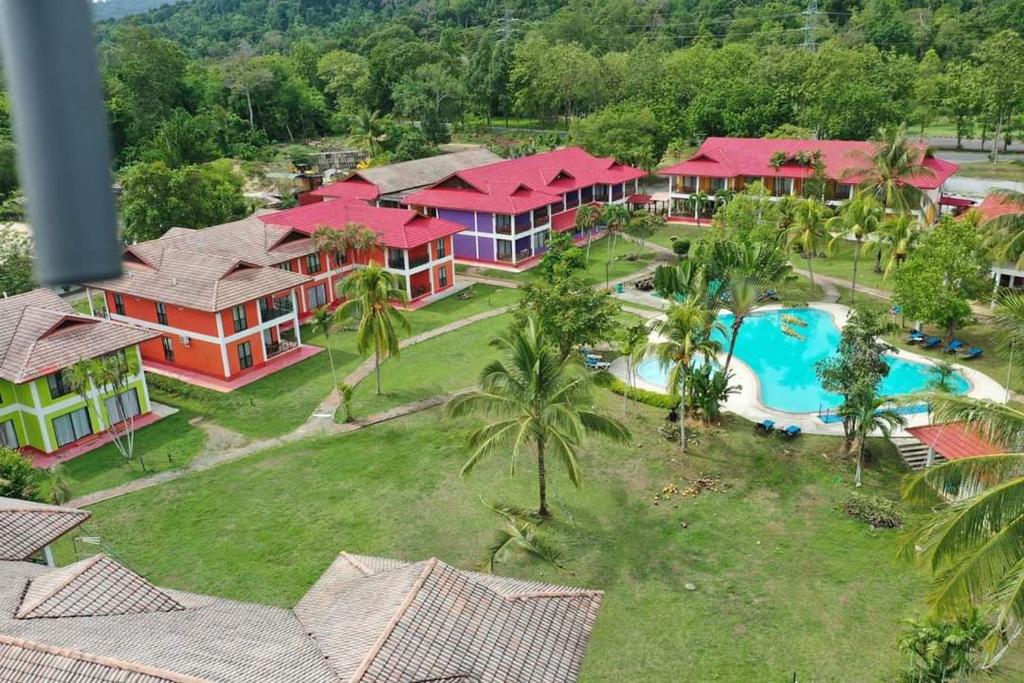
{"left": 312, "top": 149, "right": 501, "bottom": 199}
{"left": 0, "top": 290, "right": 155, "bottom": 383}
{"left": 0, "top": 497, "right": 90, "bottom": 561}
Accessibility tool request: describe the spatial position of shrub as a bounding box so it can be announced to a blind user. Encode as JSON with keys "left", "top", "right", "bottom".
{"left": 0, "top": 446, "right": 43, "bottom": 501}
{"left": 672, "top": 239, "right": 691, "bottom": 257}
{"left": 605, "top": 376, "right": 680, "bottom": 410}
{"left": 843, "top": 494, "right": 903, "bottom": 529}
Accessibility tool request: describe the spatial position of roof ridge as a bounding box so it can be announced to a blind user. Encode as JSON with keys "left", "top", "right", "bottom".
{"left": 0, "top": 633, "right": 212, "bottom": 683}
{"left": 17, "top": 554, "right": 103, "bottom": 618}
{"left": 504, "top": 589, "right": 605, "bottom": 601}
{"left": 348, "top": 557, "right": 439, "bottom": 683}
{"left": 0, "top": 305, "right": 27, "bottom": 370}
{"left": 338, "top": 551, "right": 375, "bottom": 576}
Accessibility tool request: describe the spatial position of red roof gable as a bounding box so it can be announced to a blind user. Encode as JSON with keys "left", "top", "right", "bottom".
{"left": 309, "top": 178, "right": 380, "bottom": 201}
{"left": 258, "top": 200, "right": 463, "bottom": 250}
{"left": 660, "top": 137, "right": 958, "bottom": 190}
{"left": 976, "top": 193, "right": 1024, "bottom": 222}
{"left": 406, "top": 146, "right": 645, "bottom": 214}
{"left": 906, "top": 423, "right": 1003, "bottom": 460}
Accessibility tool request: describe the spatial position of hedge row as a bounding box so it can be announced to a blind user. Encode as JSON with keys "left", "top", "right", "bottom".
{"left": 605, "top": 376, "right": 680, "bottom": 410}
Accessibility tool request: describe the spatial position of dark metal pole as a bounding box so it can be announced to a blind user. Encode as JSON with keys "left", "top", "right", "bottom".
{"left": 0, "top": 0, "right": 121, "bottom": 286}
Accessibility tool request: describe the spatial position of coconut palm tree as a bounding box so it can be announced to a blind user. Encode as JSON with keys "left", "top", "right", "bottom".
{"left": 721, "top": 277, "right": 758, "bottom": 377}
{"left": 66, "top": 353, "right": 146, "bottom": 471}
{"left": 687, "top": 190, "right": 710, "bottom": 226}
{"left": 826, "top": 192, "right": 883, "bottom": 304}
{"left": 786, "top": 198, "right": 829, "bottom": 291}
{"left": 575, "top": 204, "right": 599, "bottom": 259}
{"left": 866, "top": 213, "right": 922, "bottom": 280}
{"left": 310, "top": 305, "right": 341, "bottom": 408}
{"left": 618, "top": 322, "right": 649, "bottom": 414}
{"left": 335, "top": 263, "right": 409, "bottom": 395}
{"left": 350, "top": 108, "right": 387, "bottom": 156}
{"left": 601, "top": 204, "right": 631, "bottom": 289}
{"left": 447, "top": 316, "right": 630, "bottom": 517}
{"left": 850, "top": 393, "right": 905, "bottom": 486}
{"left": 341, "top": 222, "right": 381, "bottom": 265}
{"left": 311, "top": 225, "right": 347, "bottom": 271}
{"left": 842, "top": 124, "right": 936, "bottom": 216}
{"left": 645, "top": 297, "right": 725, "bottom": 452}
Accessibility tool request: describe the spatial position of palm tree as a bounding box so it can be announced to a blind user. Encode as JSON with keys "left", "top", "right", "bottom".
{"left": 645, "top": 297, "right": 725, "bottom": 452}
{"left": 335, "top": 263, "right": 409, "bottom": 395}
{"left": 842, "top": 124, "right": 936, "bottom": 216}
{"left": 447, "top": 317, "right": 630, "bottom": 517}
{"left": 66, "top": 353, "right": 146, "bottom": 471}
{"left": 618, "top": 322, "right": 649, "bottom": 414}
{"left": 786, "top": 198, "right": 828, "bottom": 291}
{"left": 575, "top": 204, "right": 599, "bottom": 260}
{"left": 980, "top": 188, "right": 1024, "bottom": 268}
{"left": 310, "top": 305, "right": 340, "bottom": 408}
{"left": 827, "top": 192, "right": 883, "bottom": 304}
{"left": 341, "top": 222, "right": 381, "bottom": 265}
{"left": 900, "top": 391, "right": 1024, "bottom": 653}
{"left": 687, "top": 190, "right": 710, "bottom": 226}
{"left": 849, "top": 393, "right": 905, "bottom": 486}
{"left": 721, "top": 277, "right": 758, "bottom": 377}
{"left": 350, "top": 108, "right": 387, "bottom": 156}
{"left": 601, "top": 204, "right": 631, "bottom": 289}
{"left": 866, "top": 213, "right": 921, "bottom": 280}
{"left": 311, "top": 225, "right": 347, "bottom": 271}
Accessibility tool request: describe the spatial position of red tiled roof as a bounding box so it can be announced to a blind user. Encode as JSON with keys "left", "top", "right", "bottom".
{"left": 976, "top": 193, "right": 1024, "bottom": 222}
{"left": 406, "top": 146, "right": 644, "bottom": 214}
{"left": 309, "top": 178, "right": 380, "bottom": 201}
{"left": 259, "top": 199, "right": 464, "bottom": 249}
{"left": 659, "top": 137, "right": 959, "bottom": 190}
{"left": 940, "top": 196, "right": 976, "bottom": 208}
{"left": 906, "top": 423, "right": 1003, "bottom": 460}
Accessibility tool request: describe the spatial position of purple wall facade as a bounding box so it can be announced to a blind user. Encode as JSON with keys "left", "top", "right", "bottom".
{"left": 515, "top": 236, "right": 530, "bottom": 254}
{"left": 453, "top": 233, "right": 477, "bottom": 259}
{"left": 478, "top": 236, "right": 495, "bottom": 261}
{"left": 477, "top": 213, "right": 494, "bottom": 233}
{"left": 438, "top": 209, "right": 475, "bottom": 229}
{"left": 515, "top": 212, "right": 531, "bottom": 230}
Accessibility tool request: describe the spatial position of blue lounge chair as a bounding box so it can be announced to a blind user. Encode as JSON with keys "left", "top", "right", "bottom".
{"left": 944, "top": 340, "right": 964, "bottom": 354}
{"left": 959, "top": 346, "right": 983, "bottom": 360}
{"left": 921, "top": 336, "right": 941, "bottom": 349}
{"left": 781, "top": 425, "right": 802, "bottom": 438}
{"left": 906, "top": 331, "right": 925, "bottom": 344}
{"left": 756, "top": 419, "right": 775, "bottom": 433}
{"left": 584, "top": 355, "right": 610, "bottom": 371}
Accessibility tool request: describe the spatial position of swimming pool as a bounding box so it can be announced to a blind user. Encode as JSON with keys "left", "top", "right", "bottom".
{"left": 635, "top": 307, "right": 970, "bottom": 414}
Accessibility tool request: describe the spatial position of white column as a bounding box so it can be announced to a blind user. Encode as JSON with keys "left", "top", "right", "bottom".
{"left": 215, "top": 313, "right": 231, "bottom": 378}
{"left": 42, "top": 546, "right": 55, "bottom": 567}
{"left": 925, "top": 446, "right": 935, "bottom": 468}
{"left": 290, "top": 289, "right": 302, "bottom": 345}
{"left": 85, "top": 287, "right": 95, "bottom": 316}
{"left": 30, "top": 381, "right": 53, "bottom": 452}
{"left": 255, "top": 298, "right": 267, "bottom": 363}
{"left": 428, "top": 242, "right": 436, "bottom": 294}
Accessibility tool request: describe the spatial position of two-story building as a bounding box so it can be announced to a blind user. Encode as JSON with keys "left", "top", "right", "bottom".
{"left": 258, "top": 199, "right": 464, "bottom": 307}
{"left": 303, "top": 148, "right": 502, "bottom": 207}
{"left": 661, "top": 137, "right": 959, "bottom": 219}
{"left": 403, "top": 147, "right": 645, "bottom": 270}
{"left": 90, "top": 220, "right": 315, "bottom": 391}
{"left": 0, "top": 289, "right": 157, "bottom": 462}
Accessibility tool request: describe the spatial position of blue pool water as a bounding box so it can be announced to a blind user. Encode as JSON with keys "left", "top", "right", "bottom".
{"left": 635, "top": 307, "right": 970, "bottom": 414}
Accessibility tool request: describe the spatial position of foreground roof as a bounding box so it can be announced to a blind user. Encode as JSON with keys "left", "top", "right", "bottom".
{"left": 976, "top": 192, "right": 1023, "bottom": 222}
{"left": 260, "top": 199, "right": 465, "bottom": 250}
{"left": 906, "top": 423, "right": 1003, "bottom": 460}
{"left": 406, "top": 146, "right": 645, "bottom": 214}
{"left": 0, "top": 289, "right": 155, "bottom": 383}
{"left": 93, "top": 231, "right": 310, "bottom": 313}
{"left": 0, "top": 550, "right": 602, "bottom": 682}
{"left": 312, "top": 149, "right": 502, "bottom": 201}
{"left": 0, "top": 497, "right": 90, "bottom": 561}
{"left": 659, "top": 137, "right": 958, "bottom": 190}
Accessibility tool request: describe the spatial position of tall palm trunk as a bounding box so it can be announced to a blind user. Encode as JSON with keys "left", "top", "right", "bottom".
{"left": 851, "top": 241, "right": 860, "bottom": 304}
{"left": 723, "top": 319, "right": 742, "bottom": 376}
{"left": 805, "top": 253, "right": 815, "bottom": 291}
{"left": 679, "top": 367, "right": 687, "bottom": 453}
{"left": 855, "top": 437, "right": 865, "bottom": 487}
{"left": 375, "top": 348, "right": 382, "bottom": 395}
{"left": 537, "top": 439, "right": 549, "bottom": 517}
{"left": 874, "top": 248, "right": 883, "bottom": 274}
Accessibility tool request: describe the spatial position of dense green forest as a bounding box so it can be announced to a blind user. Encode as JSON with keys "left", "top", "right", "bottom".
{"left": 2, "top": 0, "right": 1024, "bottom": 244}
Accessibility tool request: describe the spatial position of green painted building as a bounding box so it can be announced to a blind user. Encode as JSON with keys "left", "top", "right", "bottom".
{"left": 0, "top": 289, "right": 156, "bottom": 455}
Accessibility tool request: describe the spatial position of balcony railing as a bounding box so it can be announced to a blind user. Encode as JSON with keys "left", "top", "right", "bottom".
{"left": 407, "top": 253, "right": 431, "bottom": 269}
{"left": 260, "top": 298, "right": 293, "bottom": 320}
{"left": 387, "top": 253, "right": 405, "bottom": 269}
{"left": 265, "top": 338, "right": 297, "bottom": 359}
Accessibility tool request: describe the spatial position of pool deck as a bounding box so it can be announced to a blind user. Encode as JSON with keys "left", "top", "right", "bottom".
{"left": 611, "top": 301, "right": 1009, "bottom": 437}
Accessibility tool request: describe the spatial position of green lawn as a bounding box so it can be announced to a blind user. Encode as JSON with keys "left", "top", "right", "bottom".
{"left": 148, "top": 286, "right": 524, "bottom": 440}
{"left": 345, "top": 314, "right": 511, "bottom": 418}
{"left": 475, "top": 235, "right": 656, "bottom": 287}
{"left": 73, "top": 396, "right": 996, "bottom": 681}
{"left": 955, "top": 161, "right": 1024, "bottom": 182}
{"left": 647, "top": 222, "right": 711, "bottom": 251}
{"left": 809, "top": 239, "right": 894, "bottom": 293}
{"left": 59, "top": 410, "right": 208, "bottom": 497}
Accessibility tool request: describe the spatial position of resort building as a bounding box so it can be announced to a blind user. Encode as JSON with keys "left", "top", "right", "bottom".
{"left": 259, "top": 199, "right": 464, "bottom": 306}
{"left": 404, "top": 146, "right": 645, "bottom": 270}
{"left": 0, "top": 289, "right": 156, "bottom": 460}
{"left": 90, "top": 219, "right": 314, "bottom": 390}
{"left": 0, "top": 497, "right": 90, "bottom": 567}
{"left": 304, "top": 148, "right": 501, "bottom": 207}
{"left": 661, "top": 137, "right": 959, "bottom": 218}
{"left": 0, "top": 499, "right": 604, "bottom": 683}
{"left": 975, "top": 193, "right": 1024, "bottom": 293}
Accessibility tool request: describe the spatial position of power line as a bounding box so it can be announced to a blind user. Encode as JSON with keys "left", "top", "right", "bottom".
{"left": 803, "top": 0, "right": 822, "bottom": 52}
